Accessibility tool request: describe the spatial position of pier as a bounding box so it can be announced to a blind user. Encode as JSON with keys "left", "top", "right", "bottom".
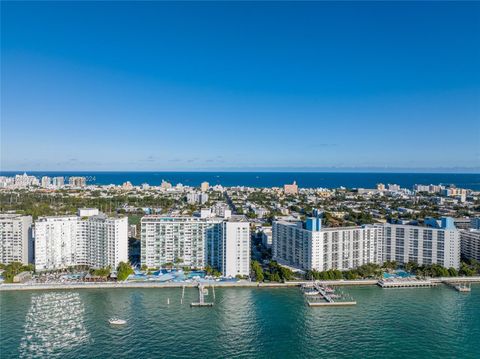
{"left": 377, "top": 279, "right": 436, "bottom": 288}
{"left": 444, "top": 281, "right": 471, "bottom": 292}
{"left": 191, "top": 284, "right": 214, "bottom": 307}
{"left": 302, "top": 282, "right": 356, "bottom": 307}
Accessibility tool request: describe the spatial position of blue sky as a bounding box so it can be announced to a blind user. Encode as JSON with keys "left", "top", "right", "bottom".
{"left": 1, "top": 1, "right": 479, "bottom": 172}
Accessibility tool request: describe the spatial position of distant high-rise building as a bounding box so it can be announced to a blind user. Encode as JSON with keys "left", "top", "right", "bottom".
{"left": 387, "top": 184, "right": 400, "bottom": 191}
{"left": 122, "top": 181, "right": 133, "bottom": 190}
{"left": 41, "top": 176, "right": 51, "bottom": 188}
{"left": 0, "top": 214, "right": 33, "bottom": 265}
{"left": 69, "top": 176, "right": 87, "bottom": 187}
{"left": 201, "top": 181, "right": 209, "bottom": 192}
{"left": 284, "top": 181, "right": 298, "bottom": 195}
{"left": 187, "top": 192, "right": 209, "bottom": 204}
{"left": 14, "top": 173, "right": 39, "bottom": 188}
{"left": 52, "top": 176, "right": 65, "bottom": 188}
{"left": 377, "top": 183, "right": 385, "bottom": 191}
{"left": 414, "top": 184, "right": 430, "bottom": 192}
{"left": 161, "top": 180, "right": 172, "bottom": 189}
{"left": 212, "top": 203, "right": 232, "bottom": 219}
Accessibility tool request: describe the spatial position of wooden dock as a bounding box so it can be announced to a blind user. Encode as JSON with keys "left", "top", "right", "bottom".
{"left": 308, "top": 301, "right": 356, "bottom": 307}
{"left": 303, "top": 282, "right": 356, "bottom": 307}
{"left": 191, "top": 284, "right": 214, "bottom": 307}
{"left": 191, "top": 302, "right": 214, "bottom": 307}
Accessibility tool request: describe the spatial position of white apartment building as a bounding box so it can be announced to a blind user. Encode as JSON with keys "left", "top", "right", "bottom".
{"left": 460, "top": 230, "right": 480, "bottom": 262}
{"left": 34, "top": 216, "right": 79, "bottom": 270}
{"left": 141, "top": 215, "right": 250, "bottom": 277}
{"left": 212, "top": 203, "right": 232, "bottom": 219}
{"left": 187, "top": 192, "right": 209, "bottom": 204}
{"left": 383, "top": 223, "right": 460, "bottom": 269}
{"left": 41, "top": 176, "right": 51, "bottom": 188}
{"left": 0, "top": 214, "right": 33, "bottom": 265}
{"left": 52, "top": 176, "right": 65, "bottom": 188}
{"left": 272, "top": 217, "right": 461, "bottom": 271}
{"left": 220, "top": 219, "right": 250, "bottom": 277}
{"left": 14, "top": 173, "right": 40, "bottom": 188}
{"left": 68, "top": 176, "right": 86, "bottom": 187}
{"left": 261, "top": 227, "right": 273, "bottom": 249}
{"left": 34, "top": 209, "right": 128, "bottom": 271}
{"left": 272, "top": 219, "right": 383, "bottom": 271}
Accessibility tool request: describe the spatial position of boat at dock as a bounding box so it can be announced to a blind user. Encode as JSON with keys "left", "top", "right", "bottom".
{"left": 302, "top": 282, "right": 356, "bottom": 306}
{"left": 444, "top": 281, "right": 472, "bottom": 292}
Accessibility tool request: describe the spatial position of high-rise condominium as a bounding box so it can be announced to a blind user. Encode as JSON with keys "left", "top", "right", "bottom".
{"left": 273, "top": 216, "right": 461, "bottom": 271}
{"left": 141, "top": 215, "right": 250, "bottom": 277}
{"left": 383, "top": 222, "right": 460, "bottom": 269}
{"left": 460, "top": 229, "right": 480, "bottom": 262}
{"left": 273, "top": 218, "right": 383, "bottom": 272}
{"left": 0, "top": 214, "right": 33, "bottom": 265}
{"left": 34, "top": 209, "right": 128, "bottom": 271}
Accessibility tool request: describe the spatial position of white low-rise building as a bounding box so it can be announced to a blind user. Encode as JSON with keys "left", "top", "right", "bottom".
{"left": 0, "top": 214, "right": 33, "bottom": 265}
{"left": 34, "top": 209, "right": 128, "bottom": 271}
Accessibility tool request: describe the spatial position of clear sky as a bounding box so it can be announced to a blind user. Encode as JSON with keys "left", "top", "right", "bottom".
{"left": 1, "top": 1, "right": 479, "bottom": 172}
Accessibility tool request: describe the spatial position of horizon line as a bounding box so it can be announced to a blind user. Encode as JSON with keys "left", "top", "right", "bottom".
{"left": 1, "top": 169, "right": 479, "bottom": 175}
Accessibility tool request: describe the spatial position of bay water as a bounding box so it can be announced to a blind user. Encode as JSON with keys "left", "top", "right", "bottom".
{"left": 1, "top": 285, "right": 479, "bottom": 358}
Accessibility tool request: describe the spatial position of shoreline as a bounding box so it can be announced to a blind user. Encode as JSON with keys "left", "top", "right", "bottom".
{"left": 2, "top": 277, "right": 479, "bottom": 292}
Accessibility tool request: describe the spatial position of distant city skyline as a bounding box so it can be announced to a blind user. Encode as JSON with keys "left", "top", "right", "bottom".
{"left": 1, "top": 2, "right": 479, "bottom": 172}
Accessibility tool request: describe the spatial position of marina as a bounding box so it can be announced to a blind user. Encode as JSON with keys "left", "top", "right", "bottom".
{"left": 302, "top": 282, "right": 357, "bottom": 306}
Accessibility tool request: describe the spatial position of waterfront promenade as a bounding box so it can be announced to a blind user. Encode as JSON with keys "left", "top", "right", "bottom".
{"left": 2, "top": 277, "right": 479, "bottom": 292}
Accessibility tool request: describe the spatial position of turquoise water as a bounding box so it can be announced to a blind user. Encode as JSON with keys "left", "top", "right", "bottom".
{"left": 1, "top": 285, "right": 479, "bottom": 358}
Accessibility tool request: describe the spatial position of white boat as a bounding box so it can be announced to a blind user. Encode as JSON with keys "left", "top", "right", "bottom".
{"left": 109, "top": 318, "right": 127, "bottom": 325}
{"left": 304, "top": 290, "right": 320, "bottom": 296}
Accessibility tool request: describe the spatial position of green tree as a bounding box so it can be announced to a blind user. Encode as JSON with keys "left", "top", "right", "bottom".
{"left": 2, "top": 261, "right": 34, "bottom": 283}
{"left": 448, "top": 267, "right": 458, "bottom": 277}
{"left": 117, "top": 262, "right": 134, "bottom": 281}
{"left": 251, "top": 260, "right": 264, "bottom": 282}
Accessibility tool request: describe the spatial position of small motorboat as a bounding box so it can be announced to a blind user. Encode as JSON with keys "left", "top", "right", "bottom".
{"left": 304, "top": 290, "right": 320, "bottom": 296}
{"left": 109, "top": 318, "right": 127, "bottom": 325}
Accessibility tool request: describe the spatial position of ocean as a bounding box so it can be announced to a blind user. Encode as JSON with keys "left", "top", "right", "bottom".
{"left": 1, "top": 286, "right": 479, "bottom": 358}
{"left": 1, "top": 171, "right": 480, "bottom": 190}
